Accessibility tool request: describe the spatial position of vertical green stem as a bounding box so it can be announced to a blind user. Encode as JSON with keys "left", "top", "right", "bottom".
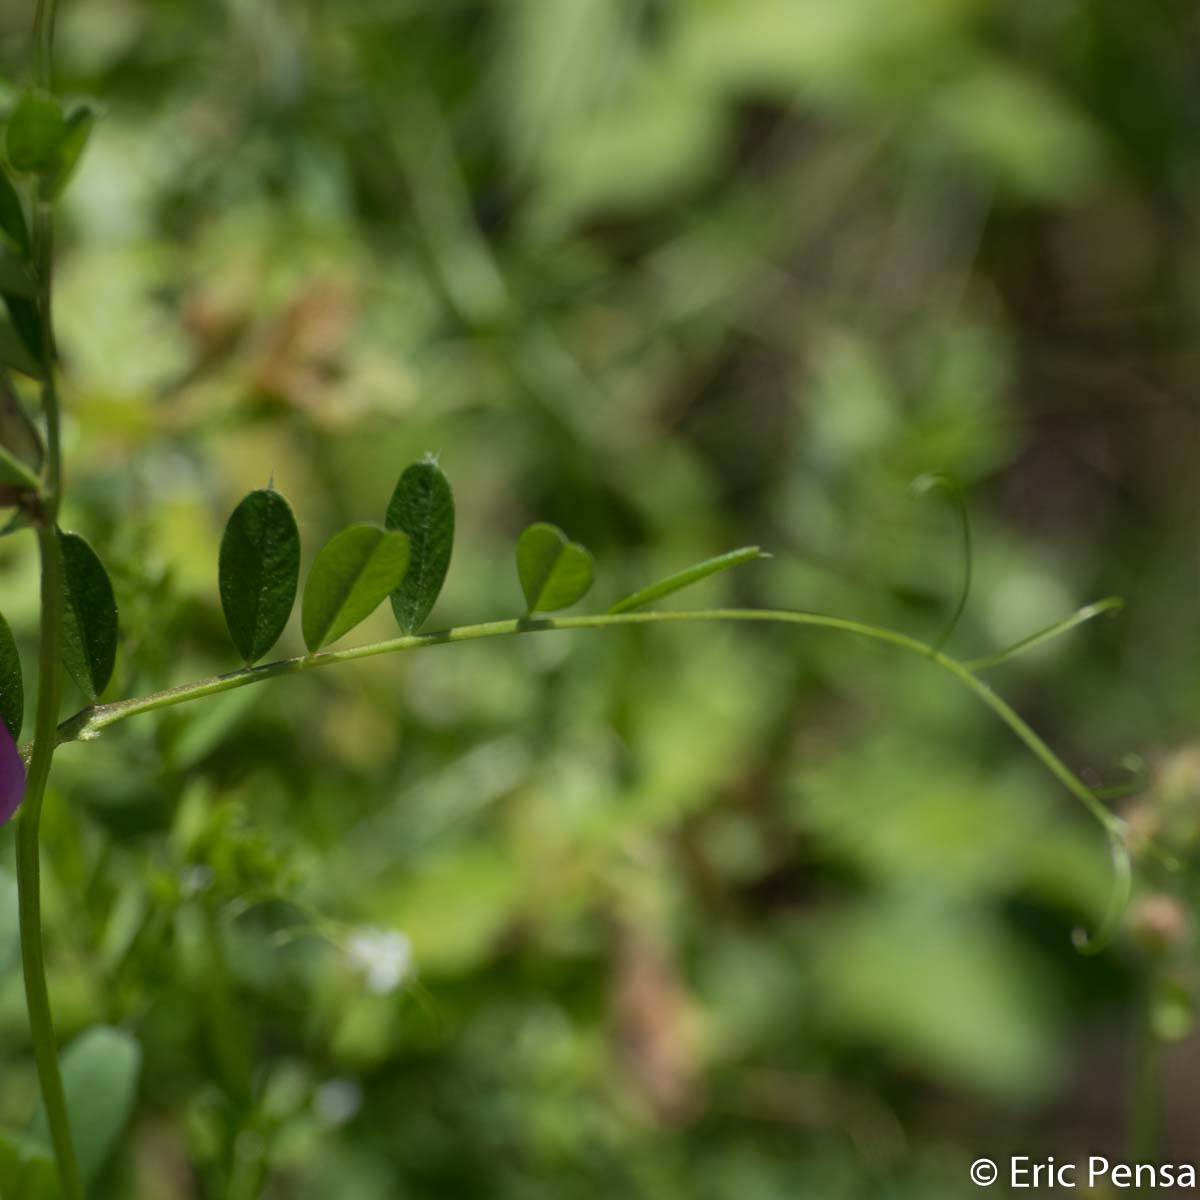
{"left": 16, "top": 527, "right": 82, "bottom": 1200}
{"left": 15, "top": 1, "right": 83, "bottom": 1194}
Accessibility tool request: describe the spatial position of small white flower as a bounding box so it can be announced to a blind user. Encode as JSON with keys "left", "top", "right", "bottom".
{"left": 345, "top": 927, "right": 414, "bottom": 995}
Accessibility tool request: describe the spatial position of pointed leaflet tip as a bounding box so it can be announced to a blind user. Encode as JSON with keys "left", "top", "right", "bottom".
{"left": 0, "top": 719, "right": 25, "bottom": 826}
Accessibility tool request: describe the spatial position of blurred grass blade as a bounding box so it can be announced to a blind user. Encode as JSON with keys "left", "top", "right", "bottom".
{"left": 60, "top": 530, "right": 119, "bottom": 701}
{"left": 517, "top": 522, "right": 595, "bottom": 613}
{"left": 965, "top": 597, "right": 1124, "bottom": 671}
{"left": 910, "top": 473, "right": 972, "bottom": 652}
{"left": 29, "top": 1026, "right": 142, "bottom": 1183}
{"left": 302, "top": 524, "right": 410, "bottom": 652}
{"left": 609, "top": 546, "right": 766, "bottom": 614}
{"left": 0, "top": 171, "right": 29, "bottom": 256}
{"left": 0, "top": 610, "right": 23, "bottom": 739}
{"left": 385, "top": 457, "right": 455, "bottom": 633}
{"left": 219, "top": 487, "right": 301, "bottom": 664}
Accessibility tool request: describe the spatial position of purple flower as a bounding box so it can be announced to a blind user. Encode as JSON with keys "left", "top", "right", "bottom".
{"left": 0, "top": 721, "right": 25, "bottom": 826}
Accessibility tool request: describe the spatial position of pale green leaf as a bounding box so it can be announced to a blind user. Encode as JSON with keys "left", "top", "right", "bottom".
{"left": 516, "top": 522, "right": 595, "bottom": 613}
{"left": 609, "top": 546, "right": 765, "bottom": 614}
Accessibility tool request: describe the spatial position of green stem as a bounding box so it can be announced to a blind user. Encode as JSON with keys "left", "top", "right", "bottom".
{"left": 54, "top": 608, "right": 1122, "bottom": 837}
{"left": 33, "top": 0, "right": 59, "bottom": 90}
{"left": 17, "top": 526, "right": 81, "bottom": 1200}
{"left": 15, "top": 2, "right": 82, "bottom": 1191}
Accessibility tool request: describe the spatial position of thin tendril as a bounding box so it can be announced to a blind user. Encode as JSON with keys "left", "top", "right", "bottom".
{"left": 910, "top": 473, "right": 973, "bottom": 653}
{"left": 966, "top": 597, "right": 1125, "bottom": 671}
{"left": 1073, "top": 832, "right": 1133, "bottom": 955}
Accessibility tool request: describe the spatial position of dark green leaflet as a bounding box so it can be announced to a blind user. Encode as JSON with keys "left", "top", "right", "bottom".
{"left": 219, "top": 488, "right": 301, "bottom": 664}
{"left": 385, "top": 458, "right": 455, "bottom": 633}
{"left": 609, "top": 546, "right": 765, "bottom": 614}
{"left": 516, "top": 522, "right": 595, "bottom": 613}
{"left": 59, "top": 531, "right": 118, "bottom": 701}
{"left": 0, "top": 610, "right": 22, "bottom": 738}
{"left": 302, "top": 524, "right": 411, "bottom": 652}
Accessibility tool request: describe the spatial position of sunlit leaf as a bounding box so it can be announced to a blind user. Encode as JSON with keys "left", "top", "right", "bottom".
{"left": 6, "top": 91, "right": 68, "bottom": 174}
{"left": 219, "top": 487, "right": 301, "bottom": 664}
{"left": 609, "top": 546, "right": 765, "bottom": 614}
{"left": 302, "top": 524, "right": 410, "bottom": 652}
{"left": 385, "top": 457, "right": 455, "bottom": 633}
{"left": 516, "top": 522, "right": 595, "bottom": 613}
{"left": 60, "top": 530, "right": 118, "bottom": 701}
{"left": 0, "top": 609, "right": 22, "bottom": 739}
{"left": 41, "top": 105, "right": 95, "bottom": 199}
{"left": 30, "top": 1026, "right": 142, "bottom": 1183}
{"left": 0, "top": 171, "right": 29, "bottom": 256}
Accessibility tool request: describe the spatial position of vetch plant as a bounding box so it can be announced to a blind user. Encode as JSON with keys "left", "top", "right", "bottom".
{"left": 0, "top": 3, "right": 1153, "bottom": 1196}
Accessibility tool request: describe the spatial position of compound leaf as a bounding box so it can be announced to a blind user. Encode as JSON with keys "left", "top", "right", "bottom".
{"left": 60, "top": 530, "right": 118, "bottom": 700}
{"left": 517, "top": 523, "right": 594, "bottom": 613}
{"left": 302, "top": 524, "right": 410, "bottom": 652}
{"left": 385, "top": 457, "right": 454, "bottom": 633}
{"left": 219, "top": 487, "right": 301, "bottom": 664}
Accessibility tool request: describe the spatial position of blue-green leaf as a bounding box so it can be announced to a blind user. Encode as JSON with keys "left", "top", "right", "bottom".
{"left": 609, "top": 546, "right": 766, "bottom": 614}
{"left": 29, "top": 1026, "right": 142, "bottom": 1183}
{"left": 516, "top": 523, "right": 595, "bottom": 613}
{"left": 60, "top": 530, "right": 118, "bottom": 700}
{"left": 385, "top": 457, "right": 455, "bottom": 633}
{"left": 219, "top": 487, "right": 301, "bottom": 664}
{"left": 302, "top": 524, "right": 410, "bottom": 652}
{"left": 0, "top": 610, "right": 22, "bottom": 739}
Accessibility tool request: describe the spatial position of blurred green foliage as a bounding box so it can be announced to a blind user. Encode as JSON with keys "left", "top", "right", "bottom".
{"left": 1, "top": 0, "right": 1200, "bottom": 1194}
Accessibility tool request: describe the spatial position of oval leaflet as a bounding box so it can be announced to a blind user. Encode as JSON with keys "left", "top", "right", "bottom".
{"left": 219, "top": 487, "right": 301, "bottom": 664}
